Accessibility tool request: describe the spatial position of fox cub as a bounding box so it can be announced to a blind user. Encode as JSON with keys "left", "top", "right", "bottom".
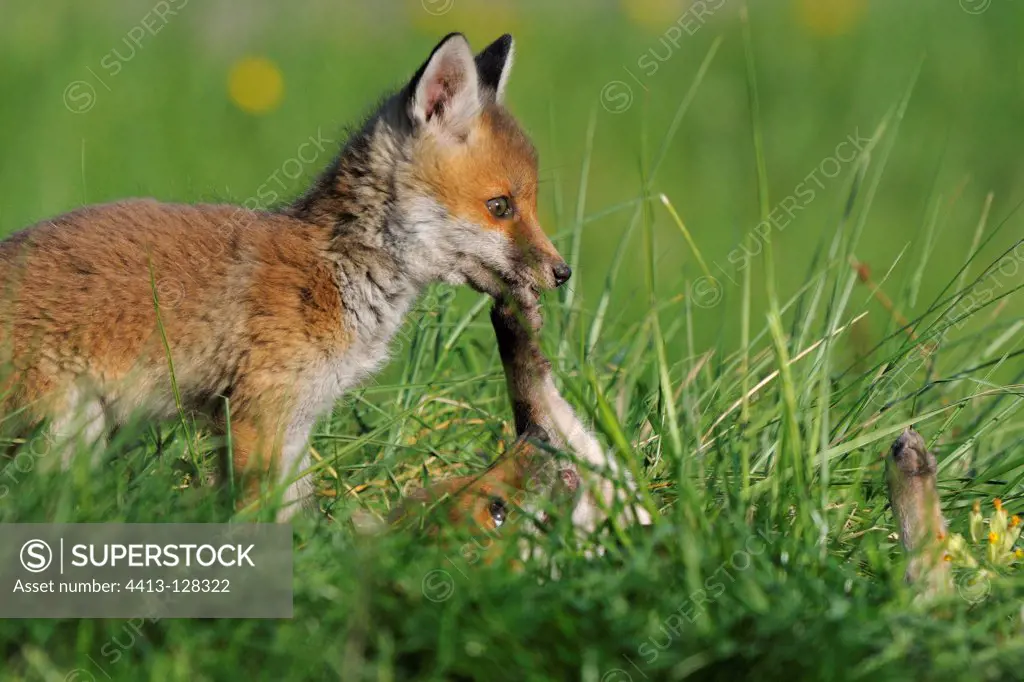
{"left": 393, "top": 300, "right": 651, "bottom": 536}
{"left": 0, "top": 33, "right": 571, "bottom": 518}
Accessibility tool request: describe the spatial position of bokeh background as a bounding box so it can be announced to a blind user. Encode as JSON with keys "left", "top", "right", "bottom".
{"left": 2, "top": 3, "right": 1024, "bottom": 680}
{"left": 1, "top": 0, "right": 1022, "bottom": 348}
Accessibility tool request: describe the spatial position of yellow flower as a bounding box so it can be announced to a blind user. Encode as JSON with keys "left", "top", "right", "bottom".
{"left": 1007, "top": 518, "right": 1023, "bottom": 553}
{"left": 228, "top": 57, "right": 284, "bottom": 115}
{"left": 993, "top": 501, "right": 1009, "bottom": 541}
{"left": 969, "top": 501, "right": 985, "bottom": 544}
{"left": 944, "top": 533, "right": 978, "bottom": 568}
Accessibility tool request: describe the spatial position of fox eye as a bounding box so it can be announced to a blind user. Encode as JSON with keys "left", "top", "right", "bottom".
{"left": 486, "top": 196, "right": 513, "bottom": 219}
{"left": 488, "top": 497, "right": 508, "bottom": 528}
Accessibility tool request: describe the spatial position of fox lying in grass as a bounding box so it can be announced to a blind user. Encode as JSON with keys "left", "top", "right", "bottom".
{"left": 0, "top": 33, "right": 595, "bottom": 520}
{"left": 392, "top": 300, "right": 651, "bottom": 535}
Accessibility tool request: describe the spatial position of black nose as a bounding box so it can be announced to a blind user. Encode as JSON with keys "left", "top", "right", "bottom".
{"left": 552, "top": 262, "right": 572, "bottom": 287}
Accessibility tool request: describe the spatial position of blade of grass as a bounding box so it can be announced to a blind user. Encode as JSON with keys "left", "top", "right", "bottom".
{"left": 659, "top": 194, "right": 713, "bottom": 281}
{"left": 586, "top": 37, "right": 722, "bottom": 354}
{"left": 740, "top": 3, "right": 769, "bottom": 499}
{"left": 147, "top": 258, "right": 198, "bottom": 466}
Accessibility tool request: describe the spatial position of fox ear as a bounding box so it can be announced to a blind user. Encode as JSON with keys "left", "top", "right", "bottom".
{"left": 408, "top": 33, "right": 481, "bottom": 135}
{"left": 475, "top": 34, "right": 515, "bottom": 103}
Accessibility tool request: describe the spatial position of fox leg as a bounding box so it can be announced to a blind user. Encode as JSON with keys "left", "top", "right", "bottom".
{"left": 275, "top": 415, "right": 316, "bottom": 521}
{"left": 491, "top": 301, "right": 652, "bottom": 530}
{"left": 226, "top": 410, "right": 316, "bottom": 521}
{"left": 55, "top": 397, "right": 107, "bottom": 469}
{"left": 26, "top": 383, "right": 108, "bottom": 471}
{"left": 227, "top": 416, "right": 280, "bottom": 517}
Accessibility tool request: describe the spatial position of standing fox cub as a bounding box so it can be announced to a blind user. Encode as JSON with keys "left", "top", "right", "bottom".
{"left": 0, "top": 33, "right": 572, "bottom": 518}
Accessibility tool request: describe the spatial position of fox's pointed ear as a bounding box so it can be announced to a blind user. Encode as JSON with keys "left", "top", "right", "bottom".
{"left": 408, "top": 33, "right": 481, "bottom": 135}
{"left": 475, "top": 34, "right": 514, "bottom": 103}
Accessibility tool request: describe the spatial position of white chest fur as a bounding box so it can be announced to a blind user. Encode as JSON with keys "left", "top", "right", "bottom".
{"left": 295, "top": 286, "right": 414, "bottom": 424}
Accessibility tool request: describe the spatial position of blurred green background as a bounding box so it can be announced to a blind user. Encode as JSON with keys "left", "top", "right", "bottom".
{"left": 1, "top": 0, "right": 1022, "bottom": 348}
{"left": 3, "top": 4, "right": 1024, "bottom": 680}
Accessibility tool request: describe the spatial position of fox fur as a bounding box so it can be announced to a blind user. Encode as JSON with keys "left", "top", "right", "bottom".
{"left": 885, "top": 428, "right": 948, "bottom": 586}
{"left": 393, "top": 300, "right": 652, "bottom": 537}
{"left": 0, "top": 33, "right": 570, "bottom": 518}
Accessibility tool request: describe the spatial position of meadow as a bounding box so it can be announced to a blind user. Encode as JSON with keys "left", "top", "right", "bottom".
{"left": 2, "top": 0, "right": 1024, "bottom": 679}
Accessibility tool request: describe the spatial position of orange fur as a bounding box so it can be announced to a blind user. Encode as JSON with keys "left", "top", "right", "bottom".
{"left": 0, "top": 200, "right": 345, "bottom": 503}
{"left": 412, "top": 107, "right": 563, "bottom": 272}
{"left": 0, "top": 33, "right": 572, "bottom": 522}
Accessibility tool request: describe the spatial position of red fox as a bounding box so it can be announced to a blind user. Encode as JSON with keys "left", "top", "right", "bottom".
{"left": 392, "top": 300, "right": 651, "bottom": 536}
{"left": 0, "top": 33, "right": 572, "bottom": 519}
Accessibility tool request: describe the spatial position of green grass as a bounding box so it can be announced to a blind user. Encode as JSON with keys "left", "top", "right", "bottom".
{"left": 3, "top": 1, "right": 1024, "bottom": 680}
